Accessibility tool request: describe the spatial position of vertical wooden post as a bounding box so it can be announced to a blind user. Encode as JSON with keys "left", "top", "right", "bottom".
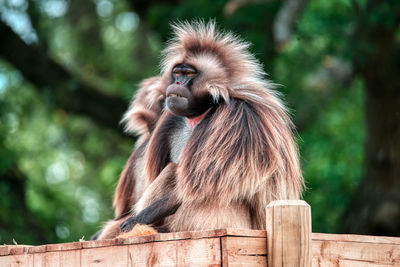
{"left": 266, "top": 200, "right": 311, "bottom": 267}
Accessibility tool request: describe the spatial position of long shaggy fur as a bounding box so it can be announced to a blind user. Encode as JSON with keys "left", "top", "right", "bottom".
{"left": 145, "top": 21, "right": 302, "bottom": 231}
{"left": 98, "top": 20, "right": 303, "bottom": 239}
{"left": 96, "top": 77, "right": 166, "bottom": 239}
{"left": 114, "top": 77, "right": 165, "bottom": 219}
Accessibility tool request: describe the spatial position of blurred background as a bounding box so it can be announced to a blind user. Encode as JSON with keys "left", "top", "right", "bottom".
{"left": 0, "top": 0, "right": 399, "bottom": 245}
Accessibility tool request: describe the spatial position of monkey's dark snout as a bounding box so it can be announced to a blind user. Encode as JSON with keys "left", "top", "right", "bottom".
{"left": 166, "top": 84, "right": 192, "bottom": 116}
{"left": 166, "top": 84, "right": 190, "bottom": 99}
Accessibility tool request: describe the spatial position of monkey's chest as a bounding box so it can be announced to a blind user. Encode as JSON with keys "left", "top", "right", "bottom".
{"left": 169, "top": 120, "right": 192, "bottom": 163}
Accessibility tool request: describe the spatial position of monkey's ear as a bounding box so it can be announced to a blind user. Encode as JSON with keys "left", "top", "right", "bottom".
{"left": 121, "top": 76, "right": 165, "bottom": 136}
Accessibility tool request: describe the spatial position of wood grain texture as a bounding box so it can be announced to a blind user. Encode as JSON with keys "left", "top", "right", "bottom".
{"left": 312, "top": 239, "right": 400, "bottom": 266}
{"left": 221, "top": 236, "right": 267, "bottom": 266}
{"left": 0, "top": 253, "right": 33, "bottom": 266}
{"left": 81, "top": 245, "right": 128, "bottom": 267}
{"left": 176, "top": 238, "right": 221, "bottom": 266}
{"left": 128, "top": 240, "right": 177, "bottom": 266}
{"left": 0, "top": 245, "right": 32, "bottom": 256}
{"left": 127, "top": 237, "right": 221, "bottom": 266}
{"left": 119, "top": 228, "right": 266, "bottom": 245}
{"left": 82, "top": 239, "right": 119, "bottom": 249}
{"left": 266, "top": 200, "right": 312, "bottom": 267}
{"left": 33, "top": 250, "right": 81, "bottom": 267}
{"left": 45, "top": 242, "right": 82, "bottom": 252}
{"left": 312, "top": 233, "right": 400, "bottom": 245}
{"left": 0, "top": 228, "right": 266, "bottom": 256}
{"left": 2, "top": 226, "right": 400, "bottom": 266}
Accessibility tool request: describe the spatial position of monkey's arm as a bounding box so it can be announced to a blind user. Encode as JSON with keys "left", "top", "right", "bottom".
{"left": 120, "top": 192, "right": 181, "bottom": 232}
{"left": 120, "top": 162, "right": 180, "bottom": 232}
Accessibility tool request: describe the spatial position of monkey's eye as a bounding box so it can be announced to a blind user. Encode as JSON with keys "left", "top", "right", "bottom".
{"left": 185, "top": 71, "right": 195, "bottom": 77}
{"left": 173, "top": 70, "right": 181, "bottom": 77}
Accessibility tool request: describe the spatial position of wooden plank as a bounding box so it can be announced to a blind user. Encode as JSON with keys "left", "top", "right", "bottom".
{"left": 0, "top": 228, "right": 266, "bottom": 256}
{"left": 267, "top": 201, "right": 283, "bottom": 267}
{"left": 224, "top": 228, "right": 266, "bottom": 238}
{"left": 313, "top": 233, "right": 400, "bottom": 245}
{"left": 0, "top": 253, "right": 33, "bottom": 266}
{"left": 128, "top": 240, "right": 177, "bottom": 266}
{"left": 82, "top": 239, "right": 119, "bottom": 249}
{"left": 27, "top": 245, "right": 46, "bottom": 254}
{"left": 3, "top": 228, "right": 400, "bottom": 267}
{"left": 0, "top": 246, "right": 9, "bottom": 256}
{"left": 221, "top": 236, "right": 267, "bottom": 266}
{"left": 120, "top": 228, "right": 266, "bottom": 246}
{"left": 33, "top": 250, "right": 81, "bottom": 267}
{"left": 127, "top": 237, "right": 221, "bottom": 266}
{"left": 58, "top": 250, "right": 81, "bottom": 267}
{"left": 312, "top": 239, "right": 400, "bottom": 266}
{"left": 33, "top": 252, "right": 57, "bottom": 267}
{"left": 81, "top": 245, "right": 128, "bottom": 267}
{"left": 313, "top": 257, "right": 395, "bottom": 267}
{"left": 45, "top": 242, "right": 82, "bottom": 252}
{"left": 176, "top": 237, "right": 221, "bottom": 266}
{"left": 0, "top": 246, "right": 32, "bottom": 256}
{"left": 266, "top": 200, "right": 312, "bottom": 267}
{"left": 300, "top": 201, "right": 312, "bottom": 266}
{"left": 281, "top": 202, "right": 301, "bottom": 265}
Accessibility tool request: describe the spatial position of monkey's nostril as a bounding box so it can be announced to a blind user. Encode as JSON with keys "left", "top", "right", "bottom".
{"left": 176, "top": 81, "right": 180, "bottom": 85}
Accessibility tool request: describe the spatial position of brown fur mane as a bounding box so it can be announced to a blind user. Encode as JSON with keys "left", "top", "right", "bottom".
{"left": 113, "top": 140, "right": 147, "bottom": 219}
{"left": 96, "top": 21, "right": 303, "bottom": 239}
{"left": 158, "top": 21, "right": 303, "bottom": 205}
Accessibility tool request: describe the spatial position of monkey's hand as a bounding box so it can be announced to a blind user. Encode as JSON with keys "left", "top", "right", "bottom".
{"left": 117, "top": 224, "right": 158, "bottom": 238}
{"left": 120, "top": 191, "right": 181, "bottom": 233}
{"left": 120, "top": 216, "right": 139, "bottom": 232}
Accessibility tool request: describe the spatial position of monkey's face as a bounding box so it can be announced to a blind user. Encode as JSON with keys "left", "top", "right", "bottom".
{"left": 166, "top": 63, "right": 213, "bottom": 118}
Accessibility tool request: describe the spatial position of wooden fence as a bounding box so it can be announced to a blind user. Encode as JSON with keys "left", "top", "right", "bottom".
{"left": 1, "top": 200, "right": 400, "bottom": 266}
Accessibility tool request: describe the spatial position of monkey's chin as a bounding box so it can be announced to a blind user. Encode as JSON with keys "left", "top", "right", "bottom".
{"left": 166, "top": 96, "right": 189, "bottom": 116}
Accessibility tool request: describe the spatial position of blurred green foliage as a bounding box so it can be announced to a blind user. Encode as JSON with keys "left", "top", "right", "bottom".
{"left": 1, "top": 0, "right": 390, "bottom": 244}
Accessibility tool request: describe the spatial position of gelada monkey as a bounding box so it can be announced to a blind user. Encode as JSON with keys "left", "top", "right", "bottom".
{"left": 95, "top": 21, "right": 303, "bottom": 240}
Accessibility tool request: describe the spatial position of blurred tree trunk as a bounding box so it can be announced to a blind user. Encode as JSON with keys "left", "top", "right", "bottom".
{"left": 340, "top": 1, "right": 400, "bottom": 236}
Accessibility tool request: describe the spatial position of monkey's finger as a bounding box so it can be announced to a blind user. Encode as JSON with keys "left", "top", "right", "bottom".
{"left": 120, "top": 217, "right": 137, "bottom": 232}
{"left": 117, "top": 224, "right": 158, "bottom": 238}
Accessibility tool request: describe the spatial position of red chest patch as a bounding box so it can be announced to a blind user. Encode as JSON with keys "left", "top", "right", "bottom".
{"left": 186, "top": 109, "right": 211, "bottom": 129}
